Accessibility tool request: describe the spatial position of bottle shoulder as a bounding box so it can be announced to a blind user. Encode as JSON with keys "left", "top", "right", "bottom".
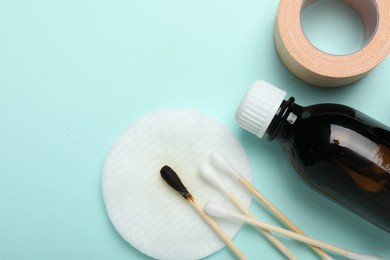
{"left": 299, "top": 103, "right": 364, "bottom": 123}
{"left": 291, "top": 103, "right": 390, "bottom": 133}
{"left": 282, "top": 103, "right": 390, "bottom": 147}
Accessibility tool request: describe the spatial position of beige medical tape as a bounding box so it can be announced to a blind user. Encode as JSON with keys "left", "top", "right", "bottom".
{"left": 274, "top": 0, "right": 390, "bottom": 87}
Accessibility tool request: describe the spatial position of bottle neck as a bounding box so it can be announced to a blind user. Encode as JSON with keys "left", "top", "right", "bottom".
{"left": 266, "top": 97, "right": 299, "bottom": 142}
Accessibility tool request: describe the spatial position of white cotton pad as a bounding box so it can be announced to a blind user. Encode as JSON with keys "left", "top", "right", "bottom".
{"left": 102, "top": 109, "right": 252, "bottom": 260}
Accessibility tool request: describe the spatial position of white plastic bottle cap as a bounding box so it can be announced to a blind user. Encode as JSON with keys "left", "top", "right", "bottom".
{"left": 235, "top": 80, "right": 287, "bottom": 138}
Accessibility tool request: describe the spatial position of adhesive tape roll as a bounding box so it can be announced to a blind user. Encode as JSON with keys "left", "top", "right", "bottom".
{"left": 274, "top": 0, "right": 390, "bottom": 87}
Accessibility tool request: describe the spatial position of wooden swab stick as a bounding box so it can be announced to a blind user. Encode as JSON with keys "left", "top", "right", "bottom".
{"left": 187, "top": 199, "right": 247, "bottom": 260}
{"left": 200, "top": 164, "right": 297, "bottom": 260}
{"left": 160, "top": 165, "right": 247, "bottom": 260}
{"left": 205, "top": 202, "right": 384, "bottom": 260}
{"left": 211, "top": 152, "right": 331, "bottom": 259}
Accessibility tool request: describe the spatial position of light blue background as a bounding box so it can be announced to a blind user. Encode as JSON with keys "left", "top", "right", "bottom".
{"left": 1, "top": 1, "right": 389, "bottom": 259}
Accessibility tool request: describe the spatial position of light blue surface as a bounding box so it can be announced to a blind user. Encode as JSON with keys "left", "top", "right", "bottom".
{"left": 1, "top": 1, "right": 389, "bottom": 259}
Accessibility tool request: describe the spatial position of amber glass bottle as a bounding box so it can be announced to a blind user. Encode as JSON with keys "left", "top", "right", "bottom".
{"left": 236, "top": 80, "right": 390, "bottom": 232}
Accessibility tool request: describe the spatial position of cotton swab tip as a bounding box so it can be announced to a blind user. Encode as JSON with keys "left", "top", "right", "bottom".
{"left": 346, "top": 252, "right": 384, "bottom": 260}
{"left": 210, "top": 152, "right": 239, "bottom": 179}
{"left": 200, "top": 164, "right": 230, "bottom": 195}
{"left": 160, "top": 165, "right": 192, "bottom": 200}
{"left": 204, "top": 202, "right": 245, "bottom": 222}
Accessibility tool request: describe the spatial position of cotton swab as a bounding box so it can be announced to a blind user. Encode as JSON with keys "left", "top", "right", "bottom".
{"left": 200, "top": 164, "right": 297, "bottom": 260}
{"left": 211, "top": 152, "right": 330, "bottom": 259}
{"left": 204, "top": 202, "right": 384, "bottom": 260}
{"left": 160, "top": 165, "right": 247, "bottom": 260}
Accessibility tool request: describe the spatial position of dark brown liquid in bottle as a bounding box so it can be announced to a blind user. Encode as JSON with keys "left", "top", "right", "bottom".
{"left": 268, "top": 99, "right": 390, "bottom": 232}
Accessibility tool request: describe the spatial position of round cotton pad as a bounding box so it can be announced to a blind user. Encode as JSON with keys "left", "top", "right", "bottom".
{"left": 102, "top": 109, "right": 252, "bottom": 259}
